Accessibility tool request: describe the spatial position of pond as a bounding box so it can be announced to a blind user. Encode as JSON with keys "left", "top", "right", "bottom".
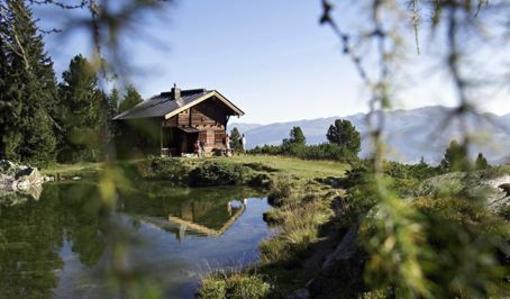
{"left": 0, "top": 181, "right": 271, "bottom": 298}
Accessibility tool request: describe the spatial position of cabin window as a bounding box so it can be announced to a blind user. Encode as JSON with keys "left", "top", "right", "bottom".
{"left": 215, "top": 130, "right": 225, "bottom": 144}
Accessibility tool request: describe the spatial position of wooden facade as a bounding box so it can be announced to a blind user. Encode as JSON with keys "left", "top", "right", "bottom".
{"left": 161, "top": 98, "right": 231, "bottom": 155}
{"left": 114, "top": 87, "right": 243, "bottom": 158}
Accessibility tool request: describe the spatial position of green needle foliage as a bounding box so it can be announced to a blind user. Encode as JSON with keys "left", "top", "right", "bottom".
{"left": 283, "top": 126, "right": 306, "bottom": 146}
{"left": 440, "top": 140, "right": 471, "bottom": 172}
{"left": 57, "top": 54, "right": 106, "bottom": 162}
{"left": 326, "top": 119, "right": 361, "bottom": 156}
{"left": 0, "top": 0, "right": 58, "bottom": 166}
{"left": 118, "top": 85, "right": 143, "bottom": 113}
{"left": 229, "top": 127, "right": 242, "bottom": 153}
{"left": 475, "top": 152, "right": 490, "bottom": 170}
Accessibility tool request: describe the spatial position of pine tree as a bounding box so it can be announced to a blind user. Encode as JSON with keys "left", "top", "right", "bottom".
{"left": 283, "top": 126, "right": 306, "bottom": 148}
{"left": 289, "top": 126, "right": 306, "bottom": 145}
{"left": 0, "top": 9, "right": 11, "bottom": 158}
{"left": 2, "top": 0, "right": 58, "bottom": 165}
{"left": 475, "top": 152, "right": 489, "bottom": 170}
{"left": 326, "top": 119, "right": 361, "bottom": 156}
{"left": 109, "top": 88, "right": 120, "bottom": 116}
{"left": 119, "top": 85, "right": 143, "bottom": 113}
{"left": 105, "top": 88, "right": 120, "bottom": 139}
{"left": 58, "top": 54, "right": 103, "bottom": 162}
{"left": 230, "top": 127, "right": 242, "bottom": 153}
{"left": 440, "top": 140, "right": 470, "bottom": 172}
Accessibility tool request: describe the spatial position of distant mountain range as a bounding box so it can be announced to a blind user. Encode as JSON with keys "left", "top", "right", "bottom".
{"left": 229, "top": 106, "right": 510, "bottom": 164}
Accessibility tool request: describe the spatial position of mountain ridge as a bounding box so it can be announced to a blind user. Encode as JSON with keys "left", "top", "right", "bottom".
{"left": 229, "top": 105, "right": 510, "bottom": 164}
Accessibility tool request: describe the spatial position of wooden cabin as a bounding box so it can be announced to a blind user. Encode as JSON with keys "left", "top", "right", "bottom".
{"left": 113, "top": 85, "right": 244, "bottom": 157}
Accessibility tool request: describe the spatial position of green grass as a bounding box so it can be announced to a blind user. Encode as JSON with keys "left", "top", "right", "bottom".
{"left": 41, "top": 155, "right": 348, "bottom": 181}
{"left": 41, "top": 161, "right": 103, "bottom": 177}
{"left": 212, "top": 155, "right": 349, "bottom": 180}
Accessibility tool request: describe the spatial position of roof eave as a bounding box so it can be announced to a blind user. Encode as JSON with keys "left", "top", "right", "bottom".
{"left": 163, "top": 90, "right": 244, "bottom": 119}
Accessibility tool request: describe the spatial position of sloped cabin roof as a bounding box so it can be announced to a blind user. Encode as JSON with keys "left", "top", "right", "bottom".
{"left": 113, "top": 88, "right": 244, "bottom": 120}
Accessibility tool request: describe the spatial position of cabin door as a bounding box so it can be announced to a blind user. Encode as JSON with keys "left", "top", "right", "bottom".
{"left": 182, "top": 132, "right": 199, "bottom": 154}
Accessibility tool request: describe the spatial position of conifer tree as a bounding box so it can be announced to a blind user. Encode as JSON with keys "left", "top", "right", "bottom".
{"left": 0, "top": 10, "right": 11, "bottom": 158}
{"left": 58, "top": 54, "right": 103, "bottom": 162}
{"left": 440, "top": 140, "right": 471, "bottom": 172}
{"left": 1, "top": 0, "right": 58, "bottom": 165}
{"left": 283, "top": 126, "right": 306, "bottom": 147}
{"left": 105, "top": 88, "right": 121, "bottom": 139}
{"left": 229, "top": 127, "right": 242, "bottom": 153}
{"left": 119, "top": 85, "right": 143, "bottom": 113}
{"left": 326, "top": 119, "right": 361, "bottom": 156}
{"left": 289, "top": 126, "right": 306, "bottom": 145}
{"left": 109, "top": 88, "right": 120, "bottom": 116}
{"left": 475, "top": 152, "right": 489, "bottom": 170}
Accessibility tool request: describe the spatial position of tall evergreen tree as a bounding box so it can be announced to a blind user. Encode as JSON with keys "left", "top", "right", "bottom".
{"left": 326, "top": 119, "right": 361, "bottom": 156}
{"left": 290, "top": 126, "right": 306, "bottom": 145}
{"left": 0, "top": 9, "right": 11, "bottom": 158}
{"left": 440, "top": 140, "right": 470, "bottom": 172}
{"left": 119, "top": 85, "right": 143, "bottom": 113}
{"left": 475, "top": 152, "right": 489, "bottom": 170}
{"left": 58, "top": 54, "right": 103, "bottom": 162}
{"left": 229, "top": 127, "right": 242, "bottom": 153}
{"left": 105, "top": 88, "right": 120, "bottom": 139}
{"left": 1, "top": 0, "right": 58, "bottom": 165}
{"left": 283, "top": 126, "right": 306, "bottom": 146}
{"left": 109, "top": 88, "right": 120, "bottom": 116}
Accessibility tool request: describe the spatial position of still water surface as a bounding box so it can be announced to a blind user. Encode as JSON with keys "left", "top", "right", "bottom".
{"left": 0, "top": 181, "right": 270, "bottom": 298}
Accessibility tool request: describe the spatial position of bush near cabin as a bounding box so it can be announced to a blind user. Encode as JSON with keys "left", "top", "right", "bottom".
{"left": 135, "top": 157, "right": 272, "bottom": 188}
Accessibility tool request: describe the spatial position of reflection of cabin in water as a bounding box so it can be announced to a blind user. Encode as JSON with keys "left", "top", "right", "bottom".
{"left": 139, "top": 200, "right": 247, "bottom": 240}
{"left": 113, "top": 85, "right": 244, "bottom": 157}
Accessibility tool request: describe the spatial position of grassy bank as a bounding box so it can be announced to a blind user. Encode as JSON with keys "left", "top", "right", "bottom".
{"left": 41, "top": 161, "right": 104, "bottom": 178}
{"left": 213, "top": 155, "right": 348, "bottom": 180}
{"left": 41, "top": 155, "right": 348, "bottom": 185}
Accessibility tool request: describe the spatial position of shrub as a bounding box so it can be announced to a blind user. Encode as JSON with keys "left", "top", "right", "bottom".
{"left": 249, "top": 145, "right": 284, "bottom": 156}
{"left": 199, "top": 274, "right": 270, "bottom": 299}
{"left": 198, "top": 277, "right": 227, "bottom": 299}
{"left": 267, "top": 177, "right": 293, "bottom": 207}
{"left": 249, "top": 143, "right": 356, "bottom": 162}
{"left": 247, "top": 172, "right": 273, "bottom": 189}
{"left": 188, "top": 162, "right": 249, "bottom": 187}
{"left": 136, "top": 156, "right": 189, "bottom": 182}
{"left": 259, "top": 237, "right": 289, "bottom": 264}
{"left": 226, "top": 274, "right": 271, "bottom": 299}
{"left": 288, "top": 143, "right": 356, "bottom": 161}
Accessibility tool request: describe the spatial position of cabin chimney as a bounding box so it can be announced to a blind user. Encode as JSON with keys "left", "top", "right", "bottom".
{"left": 171, "top": 83, "right": 181, "bottom": 100}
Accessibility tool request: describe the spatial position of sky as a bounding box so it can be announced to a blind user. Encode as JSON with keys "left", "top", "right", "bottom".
{"left": 35, "top": 0, "right": 510, "bottom": 124}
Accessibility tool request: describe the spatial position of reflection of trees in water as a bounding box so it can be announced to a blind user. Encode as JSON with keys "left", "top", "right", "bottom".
{"left": 119, "top": 184, "right": 261, "bottom": 229}
{"left": 0, "top": 182, "right": 264, "bottom": 297}
{"left": 0, "top": 182, "right": 106, "bottom": 298}
{"left": 58, "top": 183, "right": 106, "bottom": 267}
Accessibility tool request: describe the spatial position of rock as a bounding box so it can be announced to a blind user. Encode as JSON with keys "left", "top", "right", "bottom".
{"left": 287, "top": 288, "right": 310, "bottom": 299}
{"left": 72, "top": 176, "right": 82, "bottom": 181}
{"left": 308, "top": 226, "right": 365, "bottom": 298}
{"left": 483, "top": 176, "right": 510, "bottom": 213}
{"left": 0, "top": 160, "right": 48, "bottom": 203}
